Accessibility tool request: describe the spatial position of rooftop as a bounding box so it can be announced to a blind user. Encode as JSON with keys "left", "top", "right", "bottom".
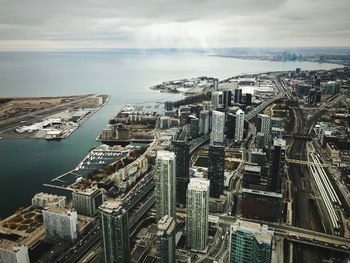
{"left": 188, "top": 177, "right": 210, "bottom": 191}
{"left": 231, "top": 219, "right": 273, "bottom": 245}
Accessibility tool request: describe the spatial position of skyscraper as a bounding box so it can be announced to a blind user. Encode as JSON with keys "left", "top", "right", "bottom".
{"left": 211, "top": 91, "right": 221, "bottom": 109}
{"left": 222, "top": 90, "right": 232, "bottom": 111}
{"left": 229, "top": 220, "right": 273, "bottom": 263}
{"left": 235, "top": 109, "right": 245, "bottom": 142}
{"left": 258, "top": 114, "right": 271, "bottom": 148}
{"left": 155, "top": 151, "right": 176, "bottom": 220}
{"left": 211, "top": 110, "right": 225, "bottom": 145}
{"left": 156, "top": 215, "right": 176, "bottom": 263}
{"left": 100, "top": 201, "right": 130, "bottom": 263}
{"left": 171, "top": 141, "right": 190, "bottom": 205}
{"left": 213, "top": 78, "right": 219, "bottom": 90}
{"left": 199, "top": 110, "right": 210, "bottom": 135}
{"left": 234, "top": 88, "right": 242, "bottom": 104}
{"left": 188, "top": 116, "right": 199, "bottom": 139}
{"left": 270, "top": 138, "right": 286, "bottom": 193}
{"left": 187, "top": 178, "right": 210, "bottom": 252}
{"left": 208, "top": 145, "right": 225, "bottom": 198}
{"left": 226, "top": 113, "right": 236, "bottom": 140}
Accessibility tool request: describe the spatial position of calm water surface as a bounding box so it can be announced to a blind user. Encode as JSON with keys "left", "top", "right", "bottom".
{"left": 0, "top": 50, "right": 341, "bottom": 218}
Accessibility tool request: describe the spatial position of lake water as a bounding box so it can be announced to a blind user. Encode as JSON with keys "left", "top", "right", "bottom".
{"left": 0, "top": 50, "right": 341, "bottom": 218}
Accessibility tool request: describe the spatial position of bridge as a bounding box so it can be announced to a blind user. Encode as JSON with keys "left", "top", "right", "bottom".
{"left": 218, "top": 215, "right": 350, "bottom": 254}
{"left": 285, "top": 158, "right": 330, "bottom": 167}
{"left": 283, "top": 134, "right": 312, "bottom": 140}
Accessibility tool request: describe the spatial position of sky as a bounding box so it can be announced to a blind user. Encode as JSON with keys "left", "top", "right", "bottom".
{"left": 0, "top": 0, "right": 349, "bottom": 50}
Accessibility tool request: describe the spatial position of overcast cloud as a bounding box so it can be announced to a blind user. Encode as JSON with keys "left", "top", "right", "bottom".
{"left": 0, "top": 0, "right": 349, "bottom": 49}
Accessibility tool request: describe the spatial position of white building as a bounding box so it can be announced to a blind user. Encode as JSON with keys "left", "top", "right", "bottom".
{"left": 211, "top": 110, "right": 225, "bottom": 145}
{"left": 0, "top": 242, "right": 30, "bottom": 263}
{"left": 187, "top": 177, "right": 210, "bottom": 252}
{"left": 199, "top": 110, "right": 210, "bottom": 135}
{"left": 211, "top": 91, "right": 221, "bottom": 109}
{"left": 43, "top": 207, "right": 78, "bottom": 242}
{"left": 155, "top": 151, "right": 176, "bottom": 221}
{"left": 235, "top": 109, "right": 245, "bottom": 142}
{"left": 32, "top": 192, "right": 66, "bottom": 208}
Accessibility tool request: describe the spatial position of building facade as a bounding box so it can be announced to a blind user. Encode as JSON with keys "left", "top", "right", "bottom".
{"left": 229, "top": 220, "right": 273, "bottom": 263}
{"left": 0, "top": 243, "right": 30, "bottom": 263}
{"left": 235, "top": 109, "right": 245, "bottom": 142}
{"left": 211, "top": 110, "right": 225, "bottom": 145}
{"left": 187, "top": 178, "right": 210, "bottom": 252}
{"left": 208, "top": 145, "right": 225, "bottom": 198}
{"left": 171, "top": 141, "right": 190, "bottom": 206}
{"left": 156, "top": 215, "right": 176, "bottom": 263}
{"left": 155, "top": 151, "right": 176, "bottom": 221}
{"left": 99, "top": 201, "right": 130, "bottom": 263}
{"left": 42, "top": 207, "right": 78, "bottom": 242}
{"left": 199, "top": 110, "right": 210, "bottom": 135}
{"left": 72, "top": 186, "right": 103, "bottom": 217}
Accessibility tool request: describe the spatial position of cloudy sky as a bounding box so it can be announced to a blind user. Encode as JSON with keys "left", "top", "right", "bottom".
{"left": 0, "top": 0, "right": 349, "bottom": 50}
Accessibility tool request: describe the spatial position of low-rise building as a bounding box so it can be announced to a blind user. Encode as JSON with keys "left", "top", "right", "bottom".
{"left": 42, "top": 207, "right": 78, "bottom": 242}
{"left": 32, "top": 192, "right": 66, "bottom": 208}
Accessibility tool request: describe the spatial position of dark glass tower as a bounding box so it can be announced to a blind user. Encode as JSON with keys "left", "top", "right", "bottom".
{"left": 171, "top": 140, "right": 190, "bottom": 205}
{"left": 100, "top": 201, "right": 130, "bottom": 263}
{"left": 208, "top": 145, "right": 225, "bottom": 198}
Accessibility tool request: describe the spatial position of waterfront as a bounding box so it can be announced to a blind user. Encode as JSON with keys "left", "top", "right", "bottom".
{"left": 0, "top": 50, "right": 341, "bottom": 218}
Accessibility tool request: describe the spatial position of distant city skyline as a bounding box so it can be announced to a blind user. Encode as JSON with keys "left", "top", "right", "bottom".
{"left": 0, "top": 0, "right": 349, "bottom": 50}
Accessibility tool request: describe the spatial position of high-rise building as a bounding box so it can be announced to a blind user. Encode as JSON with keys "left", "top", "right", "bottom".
{"left": 187, "top": 178, "right": 210, "bottom": 252}
{"left": 258, "top": 114, "right": 271, "bottom": 148}
{"left": 251, "top": 150, "right": 267, "bottom": 166}
{"left": 72, "top": 186, "right": 103, "bottom": 217}
{"left": 270, "top": 138, "right": 286, "bottom": 193}
{"left": 213, "top": 78, "right": 219, "bottom": 90}
{"left": 222, "top": 90, "right": 232, "bottom": 111}
{"left": 42, "top": 207, "right": 78, "bottom": 242}
{"left": 255, "top": 132, "right": 265, "bottom": 150}
{"left": 32, "top": 192, "right": 66, "bottom": 208}
{"left": 156, "top": 215, "right": 176, "bottom": 263}
{"left": 271, "top": 127, "right": 283, "bottom": 140}
{"left": 235, "top": 109, "right": 245, "bottom": 142}
{"left": 245, "top": 93, "right": 252, "bottom": 106}
{"left": 234, "top": 88, "right": 242, "bottom": 104}
{"left": 171, "top": 141, "right": 190, "bottom": 205}
{"left": 211, "top": 91, "right": 221, "bottom": 109}
{"left": 155, "top": 151, "right": 176, "bottom": 220}
{"left": 100, "top": 201, "right": 130, "bottom": 263}
{"left": 226, "top": 113, "right": 236, "bottom": 140}
{"left": 208, "top": 145, "right": 225, "bottom": 198}
{"left": 229, "top": 220, "right": 273, "bottom": 263}
{"left": 0, "top": 242, "right": 30, "bottom": 263}
{"left": 242, "top": 164, "right": 267, "bottom": 191}
{"left": 188, "top": 116, "right": 199, "bottom": 139}
{"left": 211, "top": 110, "right": 225, "bottom": 145}
{"left": 199, "top": 110, "right": 210, "bottom": 135}
{"left": 271, "top": 117, "right": 283, "bottom": 129}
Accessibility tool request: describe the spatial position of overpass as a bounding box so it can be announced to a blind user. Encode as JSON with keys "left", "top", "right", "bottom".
{"left": 218, "top": 215, "right": 350, "bottom": 254}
